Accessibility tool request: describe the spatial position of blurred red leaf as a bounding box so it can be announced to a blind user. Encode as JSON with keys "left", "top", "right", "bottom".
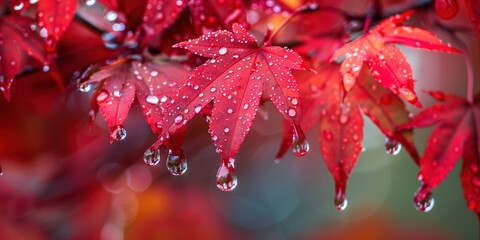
{"left": 398, "top": 91, "right": 480, "bottom": 214}
{"left": 330, "top": 10, "right": 460, "bottom": 107}
{"left": 276, "top": 63, "right": 418, "bottom": 208}
{"left": 0, "top": 16, "right": 47, "bottom": 101}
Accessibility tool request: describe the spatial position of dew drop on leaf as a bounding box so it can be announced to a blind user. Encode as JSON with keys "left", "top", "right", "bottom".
{"left": 216, "top": 159, "right": 237, "bottom": 191}
{"left": 174, "top": 114, "right": 184, "bottom": 124}
{"left": 85, "top": 0, "right": 96, "bottom": 6}
{"left": 146, "top": 95, "right": 159, "bottom": 104}
{"left": 96, "top": 90, "right": 109, "bottom": 102}
{"left": 144, "top": 147, "right": 161, "bottom": 166}
{"left": 288, "top": 108, "right": 296, "bottom": 117}
{"left": 218, "top": 47, "right": 227, "bottom": 55}
{"left": 338, "top": 115, "right": 349, "bottom": 125}
{"left": 323, "top": 129, "right": 333, "bottom": 141}
{"left": 291, "top": 98, "right": 298, "bottom": 105}
{"left": 195, "top": 105, "right": 202, "bottom": 113}
{"left": 292, "top": 123, "right": 309, "bottom": 156}
{"left": 160, "top": 95, "right": 168, "bottom": 103}
{"left": 414, "top": 184, "right": 434, "bottom": 212}
{"left": 13, "top": 2, "right": 24, "bottom": 11}
{"left": 385, "top": 137, "right": 402, "bottom": 155}
{"left": 110, "top": 125, "right": 126, "bottom": 142}
{"left": 166, "top": 149, "right": 187, "bottom": 175}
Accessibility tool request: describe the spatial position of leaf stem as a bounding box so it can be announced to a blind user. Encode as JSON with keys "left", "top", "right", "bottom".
{"left": 463, "top": 43, "right": 474, "bottom": 103}
{"left": 262, "top": 5, "right": 312, "bottom": 46}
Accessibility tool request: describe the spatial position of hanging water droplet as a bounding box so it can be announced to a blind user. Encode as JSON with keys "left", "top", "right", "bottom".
{"left": 144, "top": 147, "right": 161, "bottom": 166}
{"left": 30, "top": 0, "right": 39, "bottom": 4}
{"left": 110, "top": 125, "right": 126, "bottom": 142}
{"left": 342, "top": 73, "right": 355, "bottom": 92}
{"left": 216, "top": 160, "right": 237, "bottom": 191}
{"left": 292, "top": 123, "right": 309, "bottom": 156}
{"left": 334, "top": 184, "right": 348, "bottom": 211}
{"left": 166, "top": 149, "right": 187, "bottom": 175}
{"left": 96, "top": 89, "right": 109, "bottom": 102}
{"left": 146, "top": 95, "right": 159, "bottom": 104}
{"left": 335, "top": 196, "right": 348, "bottom": 211}
{"left": 79, "top": 84, "right": 91, "bottom": 92}
{"left": 398, "top": 87, "right": 416, "bottom": 102}
{"left": 85, "top": 0, "right": 96, "bottom": 6}
{"left": 414, "top": 184, "right": 434, "bottom": 212}
{"left": 218, "top": 47, "right": 227, "bottom": 55}
{"left": 385, "top": 137, "right": 402, "bottom": 155}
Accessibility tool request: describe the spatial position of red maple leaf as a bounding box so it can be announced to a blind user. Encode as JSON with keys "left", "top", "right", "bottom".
{"left": 276, "top": 63, "right": 418, "bottom": 210}
{"left": 398, "top": 91, "right": 480, "bottom": 214}
{"left": 330, "top": 10, "right": 460, "bottom": 107}
{"left": 79, "top": 57, "right": 189, "bottom": 143}
{"left": 36, "top": 0, "right": 78, "bottom": 52}
{"left": 0, "top": 16, "right": 47, "bottom": 101}
{"left": 151, "top": 23, "right": 313, "bottom": 191}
